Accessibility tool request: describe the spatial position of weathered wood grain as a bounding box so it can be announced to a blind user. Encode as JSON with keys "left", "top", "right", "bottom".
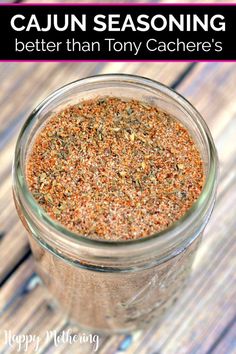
{"left": 0, "top": 261, "right": 69, "bottom": 354}
{"left": 100, "top": 170, "right": 236, "bottom": 354}
{"left": 211, "top": 317, "right": 236, "bottom": 354}
{"left": 0, "top": 62, "right": 189, "bottom": 285}
{"left": 0, "top": 258, "right": 107, "bottom": 353}
{"left": 95, "top": 63, "right": 236, "bottom": 353}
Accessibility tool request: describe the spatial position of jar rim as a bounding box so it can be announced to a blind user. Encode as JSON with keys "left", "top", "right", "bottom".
{"left": 13, "top": 73, "right": 218, "bottom": 252}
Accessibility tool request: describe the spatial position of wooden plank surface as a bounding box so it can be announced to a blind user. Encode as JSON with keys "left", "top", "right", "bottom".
{"left": 0, "top": 61, "right": 235, "bottom": 353}
{"left": 0, "top": 62, "right": 188, "bottom": 285}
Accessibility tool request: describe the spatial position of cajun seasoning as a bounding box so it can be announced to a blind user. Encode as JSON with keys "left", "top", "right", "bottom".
{"left": 26, "top": 97, "right": 204, "bottom": 241}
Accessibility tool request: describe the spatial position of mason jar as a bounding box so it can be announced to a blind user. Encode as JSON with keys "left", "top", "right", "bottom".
{"left": 13, "top": 74, "right": 218, "bottom": 333}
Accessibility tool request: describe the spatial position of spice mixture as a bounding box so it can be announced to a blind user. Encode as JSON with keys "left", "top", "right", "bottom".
{"left": 26, "top": 97, "right": 204, "bottom": 241}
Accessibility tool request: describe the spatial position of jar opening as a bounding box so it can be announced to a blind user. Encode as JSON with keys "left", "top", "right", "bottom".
{"left": 13, "top": 74, "right": 218, "bottom": 254}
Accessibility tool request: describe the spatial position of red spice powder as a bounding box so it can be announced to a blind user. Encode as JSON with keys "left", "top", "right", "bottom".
{"left": 26, "top": 97, "right": 204, "bottom": 240}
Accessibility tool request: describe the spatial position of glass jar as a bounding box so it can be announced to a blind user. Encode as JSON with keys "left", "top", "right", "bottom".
{"left": 13, "top": 74, "right": 218, "bottom": 334}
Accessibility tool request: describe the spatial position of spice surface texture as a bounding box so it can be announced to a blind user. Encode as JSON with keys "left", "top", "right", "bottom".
{"left": 26, "top": 97, "right": 204, "bottom": 240}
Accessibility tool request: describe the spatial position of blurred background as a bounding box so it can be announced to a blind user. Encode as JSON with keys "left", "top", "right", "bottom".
{"left": 0, "top": 62, "right": 235, "bottom": 353}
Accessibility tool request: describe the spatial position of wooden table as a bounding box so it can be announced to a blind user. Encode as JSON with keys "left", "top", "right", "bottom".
{"left": 0, "top": 22, "right": 236, "bottom": 354}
